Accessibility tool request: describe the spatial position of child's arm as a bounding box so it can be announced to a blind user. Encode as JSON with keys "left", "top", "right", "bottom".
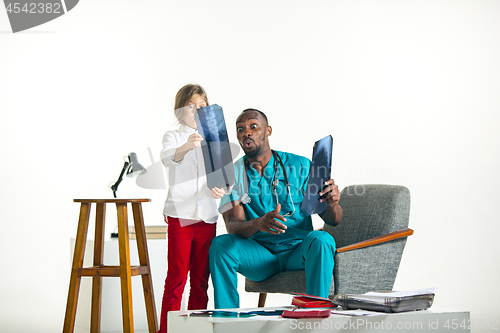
{"left": 160, "top": 132, "right": 203, "bottom": 167}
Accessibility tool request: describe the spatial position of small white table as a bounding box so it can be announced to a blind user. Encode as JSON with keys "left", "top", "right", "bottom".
{"left": 168, "top": 306, "right": 470, "bottom": 333}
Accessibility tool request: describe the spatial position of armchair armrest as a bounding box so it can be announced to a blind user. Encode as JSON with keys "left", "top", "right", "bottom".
{"left": 336, "top": 228, "right": 414, "bottom": 253}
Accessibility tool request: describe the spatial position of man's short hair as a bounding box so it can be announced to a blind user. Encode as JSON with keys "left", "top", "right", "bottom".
{"left": 241, "top": 108, "right": 269, "bottom": 125}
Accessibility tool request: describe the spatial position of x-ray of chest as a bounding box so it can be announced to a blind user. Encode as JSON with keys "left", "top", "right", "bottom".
{"left": 195, "top": 104, "right": 236, "bottom": 190}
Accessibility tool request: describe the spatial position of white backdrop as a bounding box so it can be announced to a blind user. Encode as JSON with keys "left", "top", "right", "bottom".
{"left": 1, "top": 0, "right": 499, "bottom": 332}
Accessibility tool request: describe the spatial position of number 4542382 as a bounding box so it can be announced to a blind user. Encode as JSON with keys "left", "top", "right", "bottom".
{"left": 444, "top": 319, "right": 499, "bottom": 330}
{"left": 5, "top": 3, "right": 62, "bottom": 14}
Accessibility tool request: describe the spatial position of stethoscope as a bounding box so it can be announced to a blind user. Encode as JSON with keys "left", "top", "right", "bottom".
{"left": 241, "top": 150, "right": 296, "bottom": 217}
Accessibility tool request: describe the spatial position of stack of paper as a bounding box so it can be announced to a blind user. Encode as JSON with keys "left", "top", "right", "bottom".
{"left": 129, "top": 225, "right": 167, "bottom": 239}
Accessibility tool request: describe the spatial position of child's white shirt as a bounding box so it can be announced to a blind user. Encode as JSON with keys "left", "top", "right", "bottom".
{"left": 160, "top": 125, "right": 218, "bottom": 223}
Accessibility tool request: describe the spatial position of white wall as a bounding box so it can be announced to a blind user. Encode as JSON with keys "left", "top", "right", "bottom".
{"left": 1, "top": 0, "right": 499, "bottom": 332}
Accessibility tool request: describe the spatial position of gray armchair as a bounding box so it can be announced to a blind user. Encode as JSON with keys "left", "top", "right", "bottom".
{"left": 245, "top": 184, "right": 413, "bottom": 307}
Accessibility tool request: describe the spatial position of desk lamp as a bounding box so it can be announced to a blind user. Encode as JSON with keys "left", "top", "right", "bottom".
{"left": 110, "top": 152, "right": 146, "bottom": 198}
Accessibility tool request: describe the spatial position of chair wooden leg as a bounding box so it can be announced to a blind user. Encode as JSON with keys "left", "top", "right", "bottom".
{"left": 90, "top": 203, "right": 106, "bottom": 333}
{"left": 63, "top": 203, "right": 91, "bottom": 333}
{"left": 258, "top": 293, "right": 267, "bottom": 307}
{"left": 132, "top": 202, "right": 158, "bottom": 333}
{"left": 117, "top": 203, "right": 134, "bottom": 333}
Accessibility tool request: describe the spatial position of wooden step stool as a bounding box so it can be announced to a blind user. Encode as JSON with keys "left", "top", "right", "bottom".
{"left": 63, "top": 199, "right": 157, "bottom": 333}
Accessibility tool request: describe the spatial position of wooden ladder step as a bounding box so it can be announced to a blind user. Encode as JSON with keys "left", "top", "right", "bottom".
{"left": 78, "top": 265, "right": 149, "bottom": 277}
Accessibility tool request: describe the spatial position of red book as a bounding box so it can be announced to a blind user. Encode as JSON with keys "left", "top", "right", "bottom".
{"left": 282, "top": 309, "right": 331, "bottom": 318}
{"left": 291, "top": 293, "right": 337, "bottom": 308}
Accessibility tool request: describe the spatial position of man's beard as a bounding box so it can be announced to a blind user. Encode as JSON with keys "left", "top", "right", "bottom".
{"left": 242, "top": 133, "right": 266, "bottom": 159}
{"left": 245, "top": 144, "right": 261, "bottom": 159}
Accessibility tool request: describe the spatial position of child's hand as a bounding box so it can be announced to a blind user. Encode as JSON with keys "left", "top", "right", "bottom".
{"left": 184, "top": 133, "right": 203, "bottom": 150}
{"left": 173, "top": 133, "right": 203, "bottom": 162}
{"left": 210, "top": 187, "right": 226, "bottom": 199}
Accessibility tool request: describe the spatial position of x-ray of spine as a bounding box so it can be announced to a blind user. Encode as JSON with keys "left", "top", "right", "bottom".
{"left": 195, "top": 104, "right": 236, "bottom": 189}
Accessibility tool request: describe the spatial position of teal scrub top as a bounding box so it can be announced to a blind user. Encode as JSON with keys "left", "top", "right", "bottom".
{"left": 219, "top": 150, "right": 313, "bottom": 253}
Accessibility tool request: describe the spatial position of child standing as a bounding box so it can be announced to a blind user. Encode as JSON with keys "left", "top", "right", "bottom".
{"left": 158, "top": 84, "right": 224, "bottom": 332}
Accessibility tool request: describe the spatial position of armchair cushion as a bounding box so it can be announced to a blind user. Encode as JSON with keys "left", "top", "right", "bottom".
{"left": 245, "top": 271, "right": 335, "bottom": 297}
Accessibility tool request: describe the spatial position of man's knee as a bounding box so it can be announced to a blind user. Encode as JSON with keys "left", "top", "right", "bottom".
{"left": 209, "top": 234, "right": 240, "bottom": 264}
{"left": 209, "top": 234, "right": 231, "bottom": 256}
{"left": 307, "top": 230, "right": 336, "bottom": 251}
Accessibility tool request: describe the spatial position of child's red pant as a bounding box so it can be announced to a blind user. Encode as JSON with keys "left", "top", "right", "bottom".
{"left": 157, "top": 217, "right": 216, "bottom": 333}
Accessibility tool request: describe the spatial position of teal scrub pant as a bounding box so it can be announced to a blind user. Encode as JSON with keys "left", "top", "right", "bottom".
{"left": 209, "top": 230, "right": 336, "bottom": 309}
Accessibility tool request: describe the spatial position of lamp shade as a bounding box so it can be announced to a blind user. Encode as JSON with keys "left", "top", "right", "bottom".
{"left": 126, "top": 152, "right": 146, "bottom": 177}
{"left": 110, "top": 152, "right": 147, "bottom": 198}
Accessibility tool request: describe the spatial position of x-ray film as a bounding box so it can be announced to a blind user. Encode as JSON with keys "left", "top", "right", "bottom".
{"left": 300, "top": 135, "right": 333, "bottom": 216}
{"left": 195, "top": 104, "right": 235, "bottom": 190}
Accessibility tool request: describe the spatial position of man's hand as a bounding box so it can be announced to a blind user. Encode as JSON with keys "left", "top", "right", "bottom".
{"left": 252, "top": 203, "right": 288, "bottom": 234}
{"left": 318, "top": 179, "right": 342, "bottom": 226}
{"left": 319, "top": 179, "right": 341, "bottom": 207}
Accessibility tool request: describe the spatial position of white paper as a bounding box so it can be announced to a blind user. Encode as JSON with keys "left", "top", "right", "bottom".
{"left": 332, "top": 309, "right": 386, "bottom": 316}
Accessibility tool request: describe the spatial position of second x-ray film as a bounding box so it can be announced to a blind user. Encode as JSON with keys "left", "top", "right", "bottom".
{"left": 300, "top": 135, "right": 333, "bottom": 216}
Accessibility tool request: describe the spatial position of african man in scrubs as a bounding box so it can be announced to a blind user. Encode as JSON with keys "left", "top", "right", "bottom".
{"left": 209, "top": 108, "right": 343, "bottom": 309}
